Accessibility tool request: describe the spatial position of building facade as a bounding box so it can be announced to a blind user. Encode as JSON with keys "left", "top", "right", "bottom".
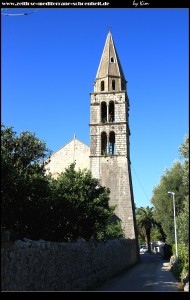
{"left": 46, "top": 31, "right": 137, "bottom": 240}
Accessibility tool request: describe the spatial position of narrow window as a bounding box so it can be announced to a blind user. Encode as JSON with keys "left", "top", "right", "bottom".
{"left": 110, "top": 57, "right": 114, "bottom": 63}
{"left": 101, "top": 132, "right": 107, "bottom": 155}
{"left": 101, "top": 80, "right": 104, "bottom": 91}
{"left": 109, "top": 101, "right": 115, "bottom": 122}
{"left": 101, "top": 102, "right": 107, "bottom": 123}
{"left": 112, "top": 79, "right": 115, "bottom": 90}
{"left": 109, "top": 131, "right": 116, "bottom": 155}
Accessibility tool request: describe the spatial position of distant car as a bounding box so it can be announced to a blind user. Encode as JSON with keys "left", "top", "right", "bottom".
{"left": 140, "top": 246, "right": 148, "bottom": 253}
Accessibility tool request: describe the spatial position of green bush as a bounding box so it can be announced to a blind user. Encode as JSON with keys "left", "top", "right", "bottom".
{"left": 96, "top": 220, "right": 124, "bottom": 241}
{"left": 171, "top": 243, "right": 189, "bottom": 283}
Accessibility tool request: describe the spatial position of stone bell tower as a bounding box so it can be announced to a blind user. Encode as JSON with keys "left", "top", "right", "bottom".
{"left": 89, "top": 31, "right": 137, "bottom": 239}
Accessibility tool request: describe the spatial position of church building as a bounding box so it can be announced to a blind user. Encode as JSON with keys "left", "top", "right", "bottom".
{"left": 45, "top": 31, "right": 137, "bottom": 239}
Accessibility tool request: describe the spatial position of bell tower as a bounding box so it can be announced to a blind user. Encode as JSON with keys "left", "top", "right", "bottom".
{"left": 89, "top": 31, "right": 137, "bottom": 239}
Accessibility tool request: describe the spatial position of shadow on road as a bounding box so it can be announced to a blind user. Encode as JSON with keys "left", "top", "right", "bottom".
{"left": 92, "top": 253, "right": 183, "bottom": 292}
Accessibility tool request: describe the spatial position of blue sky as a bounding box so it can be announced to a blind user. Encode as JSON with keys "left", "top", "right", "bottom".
{"left": 2, "top": 8, "right": 188, "bottom": 209}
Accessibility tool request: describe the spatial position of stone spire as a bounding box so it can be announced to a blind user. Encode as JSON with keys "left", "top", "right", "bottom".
{"left": 94, "top": 31, "right": 126, "bottom": 93}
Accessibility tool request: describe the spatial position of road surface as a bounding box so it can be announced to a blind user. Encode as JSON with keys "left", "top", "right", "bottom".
{"left": 91, "top": 253, "right": 183, "bottom": 292}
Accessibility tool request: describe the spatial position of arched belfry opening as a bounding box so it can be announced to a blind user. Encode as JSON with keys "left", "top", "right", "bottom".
{"left": 109, "top": 101, "right": 115, "bottom": 122}
{"left": 101, "top": 132, "right": 107, "bottom": 155}
{"left": 101, "top": 102, "right": 107, "bottom": 123}
{"left": 109, "top": 131, "right": 115, "bottom": 155}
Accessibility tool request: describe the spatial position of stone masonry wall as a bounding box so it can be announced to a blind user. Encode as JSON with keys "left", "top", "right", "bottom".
{"left": 1, "top": 238, "right": 138, "bottom": 291}
{"left": 99, "top": 156, "right": 136, "bottom": 239}
{"left": 45, "top": 138, "right": 90, "bottom": 178}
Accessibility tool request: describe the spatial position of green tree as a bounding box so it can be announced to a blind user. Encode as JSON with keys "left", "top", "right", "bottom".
{"left": 151, "top": 135, "right": 189, "bottom": 246}
{"left": 177, "top": 134, "right": 189, "bottom": 245}
{"left": 178, "top": 134, "right": 189, "bottom": 196}
{"left": 1, "top": 123, "right": 52, "bottom": 239}
{"left": 150, "top": 222, "right": 166, "bottom": 243}
{"left": 177, "top": 196, "right": 189, "bottom": 245}
{"left": 1, "top": 124, "right": 124, "bottom": 242}
{"left": 151, "top": 135, "right": 189, "bottom": 283}
{"left": 136, "top": 206, "right": 157, "bottom": 252}
{"left": 178, "top": 135, "right": 189, "bottom": 159}
{"left": 151, "top": 161, "right": 185, "bottom": 245}
{"left": 48, "top": 163, "right": 124, "bottom": 241}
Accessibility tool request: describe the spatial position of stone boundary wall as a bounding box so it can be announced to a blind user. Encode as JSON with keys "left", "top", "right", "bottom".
{"left": 1, "top": 237, "right": 138, "bottom": 291}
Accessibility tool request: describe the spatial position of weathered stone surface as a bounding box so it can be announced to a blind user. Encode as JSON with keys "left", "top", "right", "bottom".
{"left": 1, "top": 238, "right": 138, "bottom": 291}
{"left": 45, "top": 137, "right": 90, "bottom": 178}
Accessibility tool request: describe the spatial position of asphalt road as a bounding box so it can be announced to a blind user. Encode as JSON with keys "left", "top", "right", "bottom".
{"left": 91, "top": 253, "right": 183, "bottom": 292}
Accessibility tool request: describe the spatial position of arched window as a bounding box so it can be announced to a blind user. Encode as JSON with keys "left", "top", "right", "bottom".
{"left": 101, "top": 102, "right": 107, "bottom": 123}
{"left": 110, "top": 57, "right": 114, "bottom": 63}
{"left": 101, "top": 132, "right": 107, "bottom": 155}
{"left": 112, "top": 79, "right": 115, "bottom": 90}
{"left": 109, "top": 101, "right": 115, "bottom": 122}
{"left": 109, "top": 131, "right": 116, "bottom": 155}
{"left": 101, "top": 80, "right": 104, "bottom": 91}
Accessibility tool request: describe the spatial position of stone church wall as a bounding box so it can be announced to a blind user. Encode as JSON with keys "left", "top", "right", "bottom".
{"left": 1, "top": 237, "right": 138, "bottom": 291}
{"left": 45, "top": 137, "right": 90, "bottom": 178}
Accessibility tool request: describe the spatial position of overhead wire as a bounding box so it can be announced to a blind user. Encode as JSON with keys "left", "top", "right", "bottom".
{"left": 131, "top": 164, "right": 151, "bottom": 204}
{"left": 1, "top": 9, "right": 40, "bottom": 16}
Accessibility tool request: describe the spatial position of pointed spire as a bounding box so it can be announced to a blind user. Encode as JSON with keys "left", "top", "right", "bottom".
{"left": 95, "top": 31, "right": 126, "bottom": 82}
